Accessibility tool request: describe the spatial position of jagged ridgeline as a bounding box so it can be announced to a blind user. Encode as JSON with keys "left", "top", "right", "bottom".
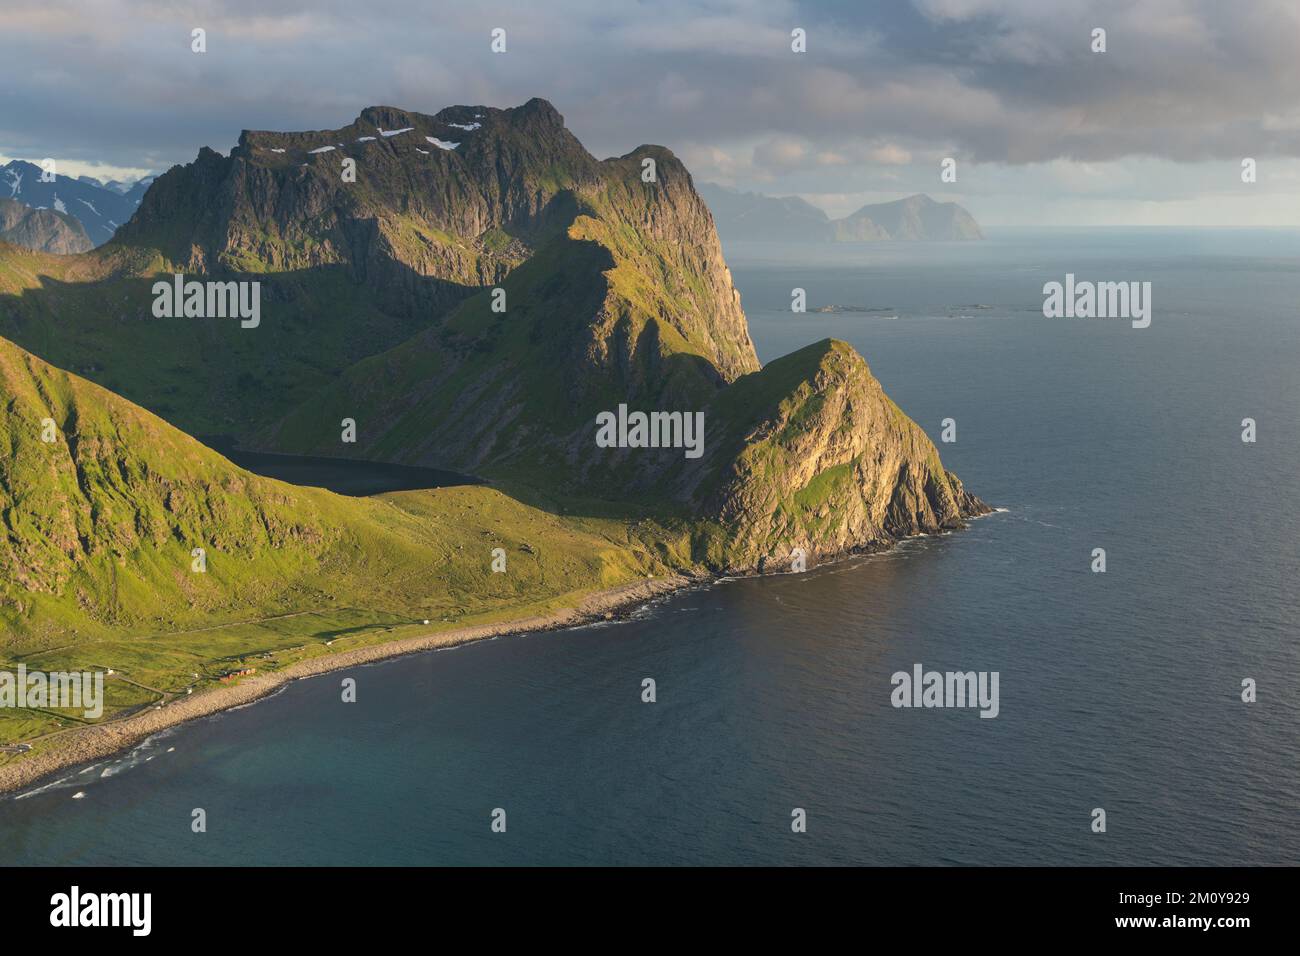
{"left": 0, "top": 97, "right": 985, "bottom": 584}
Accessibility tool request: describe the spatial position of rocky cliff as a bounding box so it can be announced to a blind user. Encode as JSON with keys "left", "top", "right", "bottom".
{"left": 691, "top": 339, "right": 987, "bottom": 569}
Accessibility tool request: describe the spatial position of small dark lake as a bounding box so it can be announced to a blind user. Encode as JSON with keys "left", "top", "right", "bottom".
{"left": 201, "top": 438, "right": 481, "bottom": 497}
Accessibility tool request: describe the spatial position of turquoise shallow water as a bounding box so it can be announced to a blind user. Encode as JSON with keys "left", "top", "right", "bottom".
{"left": 2, "top": 229, "right": 1297, "bottom": 865}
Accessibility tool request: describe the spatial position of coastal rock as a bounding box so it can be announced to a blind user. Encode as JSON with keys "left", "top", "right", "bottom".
{"left": 690, "top": 339, "right": 989, "bottom": 568}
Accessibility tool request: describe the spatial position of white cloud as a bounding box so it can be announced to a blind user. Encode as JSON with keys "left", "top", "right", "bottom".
{"left": 0, "top": 152, "right": 152, "bottom": 183}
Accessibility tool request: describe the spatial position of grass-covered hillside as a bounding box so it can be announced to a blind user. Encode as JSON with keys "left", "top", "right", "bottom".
{"left": 0, "top": 332, "right": 674, "bottom": 747}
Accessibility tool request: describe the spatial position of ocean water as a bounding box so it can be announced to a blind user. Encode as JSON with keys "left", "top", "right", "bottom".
{"left": 2, "top": 229, "right": 1297, "bottom": 866}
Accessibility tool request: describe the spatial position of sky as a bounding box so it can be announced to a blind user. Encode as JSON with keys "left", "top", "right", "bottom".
{"left": 2, "top": 0, "right": 1299, "bottom": 225}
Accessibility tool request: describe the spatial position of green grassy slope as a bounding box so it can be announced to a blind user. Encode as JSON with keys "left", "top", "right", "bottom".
{"left": 0, "top": 241, "right": 449, "bottom": 436}
{"left": 0, "top": 332, "right": 668, "bottom": 747}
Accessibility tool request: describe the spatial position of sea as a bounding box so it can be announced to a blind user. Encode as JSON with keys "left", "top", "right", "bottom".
{"left": 2, "top": 228, "right": 1296, "bottom": 865}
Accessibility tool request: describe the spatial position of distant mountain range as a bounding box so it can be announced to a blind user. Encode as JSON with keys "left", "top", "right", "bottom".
{"left": 76, "top": 174, "right": 150, "bottom": 196}
{"left": 0, "top": 164, "right": 980, "bottom": 255}
{"left": 1, "top": 160, "right": 152, "bottom": 248}
{"left": 699, "top": 184, "right": 983, "bottom": 242}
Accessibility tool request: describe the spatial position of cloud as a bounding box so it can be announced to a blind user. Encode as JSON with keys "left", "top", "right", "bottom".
{"left": 868, "top": 144, "right": 913, "bottom": 165}
{"left": 1, "top": 0, "right": 1297, "bottom": 222}
{"left": 753, "top": 136, "right": 809, "bottom": 173}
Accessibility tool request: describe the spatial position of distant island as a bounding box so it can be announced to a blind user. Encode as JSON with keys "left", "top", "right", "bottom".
{"left": 699, "top": 184, "right": 983, "bottom": 242}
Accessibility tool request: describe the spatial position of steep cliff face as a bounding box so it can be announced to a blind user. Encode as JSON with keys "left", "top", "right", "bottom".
{"left": 113, "top": 99, "right": 758, "bottom": 383}
{"left": 254, "top": 117, "right": 762, "bottom": 482}
{"left": 0, "top": 100, "right": 757, "bottom": 439}
{"left": 113, "top": 99, "right": 601, "bottom": 318}
{"left": 689, "top": 339, "right": 988, "bottom": 569}
{"left": 576, "top": 149, "right": 757, "bottom": 383}
{"left": 0, "top": 198, "right": 93, "bottom": 254}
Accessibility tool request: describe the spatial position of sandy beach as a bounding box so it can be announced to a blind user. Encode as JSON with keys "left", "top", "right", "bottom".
{"left": 0, "top": 575, "right": 689, "bottom": 796}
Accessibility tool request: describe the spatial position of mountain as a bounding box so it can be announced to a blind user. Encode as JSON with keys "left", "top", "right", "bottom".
{"left": 0, "top": 98, "right": 985, "bottom": 579}
{"left": 1, "top": 161, "right": 143, "bottom": 247}
{"left": 0, "top": 99, "right": 756, "bottom": 438}
{"left": 0, "top": 198, "right": 93, "bottom": 254}
{"left": 833, "top": 193, "right": 983, "bottom": 241}
{"left": 78, "top": 175, "right": 152, "bottom": 197}
{"left": 0, "top": 329, "right": 660, "bottom": 655}
{"left": 123, "top": 176, "right": 155, "bottom": 204}
{"left": 700, "top": 184, "right": 982, "bottom": 242}
{"left": 697, "top": 183, "right": 830, "bottom": 241}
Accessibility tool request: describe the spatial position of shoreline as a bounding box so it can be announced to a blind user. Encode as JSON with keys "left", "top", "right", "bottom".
{"left": 0, "top": 575, "right": 691, "bottom": 797}
{"left": 0, "top": 506, "right": 996, "bottom": 798}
